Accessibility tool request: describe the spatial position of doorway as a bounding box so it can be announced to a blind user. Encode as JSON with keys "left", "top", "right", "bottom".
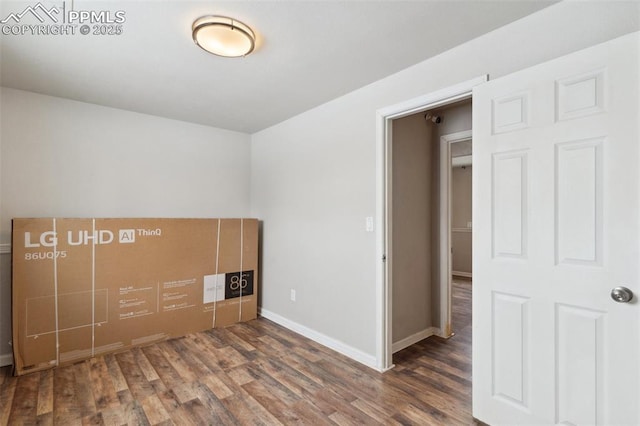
{"left": 439, "top": 126, "right": 472, "bottom": 337}
{"left": 448, "top": 135, "right": 473, "bottom": 343}
{"left": 388, "top": 100, "right": 472, "bottom": 363}
{"left": 374, "top": 75, "right": 486, "bottom": 371}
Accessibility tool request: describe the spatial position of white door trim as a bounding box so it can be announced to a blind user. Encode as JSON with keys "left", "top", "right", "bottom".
{"left": 439, "top": 129, "right": 473, "bottom": 338}
{"left": 375, "top": 75, "right": 488, "bottom": 371}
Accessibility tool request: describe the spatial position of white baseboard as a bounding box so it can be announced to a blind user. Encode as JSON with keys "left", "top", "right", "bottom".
{"left": 452, "top": 271, "right": 472, "bottom": 278}
{"left": 0, "top": 353, "right": 13, "bottom": 367}
{"left": 258, "top": 308, "right": 378, "bottom": 371}
{"left": 392, "top": 327, "right": 440, "bottom": 353}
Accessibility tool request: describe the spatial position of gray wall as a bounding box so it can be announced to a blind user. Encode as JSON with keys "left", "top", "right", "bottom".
{"left": 452, "top": 165, "right": 473, "bottom": 275}
{"left": 251, "top": 2, "right": 638, "bottom": 364}
{"left": 391, "top": 114, "right": 434, "bottom": 343}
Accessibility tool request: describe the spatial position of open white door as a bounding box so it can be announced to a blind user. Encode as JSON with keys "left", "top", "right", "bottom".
{"left": 473, "top": 32, "right": 639, "bottom": 425}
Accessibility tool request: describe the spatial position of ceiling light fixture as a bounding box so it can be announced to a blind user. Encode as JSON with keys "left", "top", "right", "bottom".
{"left": 192, "top": 15, "right": 255, "bottom": 58}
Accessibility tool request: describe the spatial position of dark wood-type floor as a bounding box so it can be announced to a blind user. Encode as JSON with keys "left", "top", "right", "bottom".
{"left": 0, "top": 280, "right": 473, "bottom": 425}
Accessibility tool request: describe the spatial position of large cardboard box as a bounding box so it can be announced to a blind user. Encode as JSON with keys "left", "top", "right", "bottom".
{"left": 12, "top": 218, "right": 258, "bottom": 376}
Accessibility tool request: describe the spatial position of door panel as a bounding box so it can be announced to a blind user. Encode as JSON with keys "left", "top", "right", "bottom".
{"left": 473, "top": 32, "right": 639, "bottom": 425}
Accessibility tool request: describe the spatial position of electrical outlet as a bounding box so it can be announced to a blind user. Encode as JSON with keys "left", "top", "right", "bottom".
{"left": 290, "top": 289, "right": 296, "bottom": 302}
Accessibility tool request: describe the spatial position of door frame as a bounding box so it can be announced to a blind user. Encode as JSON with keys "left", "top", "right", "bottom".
{"left": 375, "top": 75, "right": 487, "bottom": 371}
{"left": 439, "top": 130, "right": 473, "bottom": 337}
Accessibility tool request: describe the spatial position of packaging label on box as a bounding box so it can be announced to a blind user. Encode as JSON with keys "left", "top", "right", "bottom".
{"left": 225, "top": 270, "right": 255, "bottom": 299}
{"left": 203, "top": 273, "right": 225, "bottom": 304}
{"left": 12, "top": 218, "right": 258, "bottom": 376}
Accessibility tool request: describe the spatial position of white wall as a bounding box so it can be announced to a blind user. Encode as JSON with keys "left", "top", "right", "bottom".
{"left": 251, "top": 2, "right": 640, "bottom": 365}
{"left": 0, "top": 87, "right": 251, "bottom": 361}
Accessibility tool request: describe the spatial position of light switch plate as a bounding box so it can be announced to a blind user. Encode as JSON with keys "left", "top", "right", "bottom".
{"left": 366, "top": 217, "right": 374, "bottom": 232}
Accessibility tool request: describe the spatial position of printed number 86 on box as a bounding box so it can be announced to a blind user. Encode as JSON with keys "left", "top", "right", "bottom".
{"left": 229, "top": 273, "right": 249, "bottom": 290}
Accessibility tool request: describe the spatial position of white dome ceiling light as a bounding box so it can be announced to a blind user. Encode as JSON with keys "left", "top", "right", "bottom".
{"left": 192, "top": 15, "right": 256, "bottom": 58}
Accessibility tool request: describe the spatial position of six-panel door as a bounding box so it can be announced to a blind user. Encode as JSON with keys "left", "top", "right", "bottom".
{"left": 473, "top": 32, "right": 639, "bottom": 425}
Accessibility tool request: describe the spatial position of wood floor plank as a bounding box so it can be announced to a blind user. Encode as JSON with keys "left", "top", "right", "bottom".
{"left": 36, "top": 368, "right": 54, "bottom": 416}
{"left": 391, "top": 401, "right": 452, "bottom": 425}
{"left": 225, "top": 323, "right": 263, "bottom": 350}
{"left": 88, "top": 357, "right": 120, "bottom": 410}
{"left": 184, "top": 333, "right": 229, "bottom": 374}
{"left": 315, "top": 388, "right": 377, "bottom": 425}
{"left": 120, "top": 399, "right": 151, "bottom": 426}
{"left": 8, "top": 370, "right": 39, "bottom": 424}
{"left": 190, "top": 380, "right": 238, "bottom": 424}
{"left": 220, "top": 392, "right": 283, "bottom": 426}
{"left": 414, "top": 364, "right": 471, "bottom": 395}
{"left": 74, "top": 361, "right": 98, "bottom": 418}
{"left": 275, "top": 350, "right": 343, "bottom": 390}
{"left": 244, "top": 361, "right": 302, "bottom": 406}
{"left": 241, "top": 379, "right": 303, "bottom": 424}
{"left": 292, "top": 344, "right": 324, "bottom": 363}
{"left": 140, "top": 394, "right": 172, "bottom": 425}
{"left": 81, "top": 411, "right": 105, "bottom": 425}
{"left": 0, "top": 376, "right": 18, "bottom": 425}
{"left": 226, "top": 364, "right": 256, "bottom": 386}
{"left": 117, "top": 388, "right": 134, "bottom": 406}
{"left": 290, "top": 399, "right": 337, "bottom": 426}
{"left": 219, "top": 327, "right": 258, "bottom": 354}
{"left": 256, "top": 334, "right": 292, "bottom": 357}
{"left": 52, "top": 364, "right": 82, "bottom": 425}
{"left": 1, "top": 280, "right": 476, "bottom": 425}
{"left": 141, "top": 345, "right": 183, "bottom": 386}
{"left": 386, "top": 372, "right": 470, "bottom": 424}
{"left": 216, "top": 345, "right": 249, "bottom": 370}
{"left": 308, "top": 387, "right": 354, "bottom": 417}
{"left": 169, "top": 380, "right": 198, "bottom": 405}
{"left": 104, "top": 353, "right": 129, "bottom": 393}
{"left": 350, "top": 396, "right": 403, "bottom": 422}
{"left": 413, "top": 351, "right": 470, "bottom": 381}
{"left": 132, "top": 347, "right": 160, "bottom": 382}
{"left": 201, "top": 328, "right": 228, "bottom": 349}
{"left": 148, "top": 378, "right": 181, "bottom": 415}
{"left": 201, "top": 373, "right": 235, "bottom": 399}
{"left": 153, "top": 420, "right": 174, "bottom": 426}
{"left": 166, "top": 338, "right": 214, "bottom": 379}
{"left": 255, "top": 356, "right": 324, "bottom": 400}
{"left": 115, "top": 351, "right": 155, "bottom": 401}
{"left": 171, "top": 398, "right": 211, "bottom": 426}
{"left": 96, "top": 405, "right": 127, "bottom": 426}
{"left": 157, "top": 339, "right": 199, "bottom": 383}
{"left": 35, "top": 411, "right": 54, "bottom": 426}
{"left": 181, "top": 340, "right": 251, "bottom": 398}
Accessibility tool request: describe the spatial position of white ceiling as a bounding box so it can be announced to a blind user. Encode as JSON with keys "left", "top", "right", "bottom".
{"left": 0, "top": 1, "right": 556, "bottom": 133}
